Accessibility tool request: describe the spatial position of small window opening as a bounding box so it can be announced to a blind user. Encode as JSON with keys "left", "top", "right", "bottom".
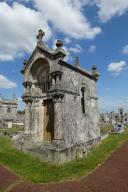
{"left": 81, "top": 87, "right": 85, "bottom": 114}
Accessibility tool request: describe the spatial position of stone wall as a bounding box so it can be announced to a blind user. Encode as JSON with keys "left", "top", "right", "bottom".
{"left": 60, "top": 65, "right": 100, "bottom": 146}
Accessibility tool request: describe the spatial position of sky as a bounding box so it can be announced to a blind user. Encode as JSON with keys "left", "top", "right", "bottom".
{"left": 0, "top": 0, "right": 128, "bottom": 112}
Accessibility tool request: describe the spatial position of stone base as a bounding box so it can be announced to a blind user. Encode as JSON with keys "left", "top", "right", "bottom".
{"left": 13, "top": 136, "right": 101, "bottom": 164}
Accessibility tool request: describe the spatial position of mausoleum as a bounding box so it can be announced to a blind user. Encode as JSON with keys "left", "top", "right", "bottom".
{"left": 19, "top": 29, "right": 100, "bottom": 163}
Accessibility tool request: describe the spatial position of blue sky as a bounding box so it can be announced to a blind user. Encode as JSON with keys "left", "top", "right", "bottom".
{"left": 0, "top": 0, "right": 128, "bottom": 112}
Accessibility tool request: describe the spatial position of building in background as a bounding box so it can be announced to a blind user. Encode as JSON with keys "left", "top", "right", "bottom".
{"left": 0, "top": 94, "right": 24, "bottom": 129}
{"left": 0, "top": 94, "right": 17, "bottom": 121}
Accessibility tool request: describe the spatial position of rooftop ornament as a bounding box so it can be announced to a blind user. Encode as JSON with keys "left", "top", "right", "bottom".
{"left": 56, "top": 40, "right": 63, "bottom": 48}
{"left": 55, "top": 40, "right": 66, "bottom": 58}
{"left": 91, "top": 64, "right": 100, "bottom": 80}
{"left": 36, "top": 29, "right": 45, "bottom": 45}
{"left": 74, "top": 57, "right": 80, "bottom": 68}
{"left": 92, "top": 64, "right": 97, "bottom": 71}
{"left": 23, "top": 59, "right": 28, "bottom": 66}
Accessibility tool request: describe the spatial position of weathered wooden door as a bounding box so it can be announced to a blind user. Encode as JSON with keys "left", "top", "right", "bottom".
{"left": 44, "top": 100, "right": 54, "bottom": 141}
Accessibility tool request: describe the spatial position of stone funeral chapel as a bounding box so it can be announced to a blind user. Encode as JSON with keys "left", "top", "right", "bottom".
{"left": 20, "top": 29, "right": 100, "bottom": 163}
{"left": 0, "top": 94, "right": 17, "bottom": 121}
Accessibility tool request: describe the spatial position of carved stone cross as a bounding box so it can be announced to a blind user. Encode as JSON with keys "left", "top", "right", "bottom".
{"left": 36, "top": 29, "right": 45, "bottom": 42}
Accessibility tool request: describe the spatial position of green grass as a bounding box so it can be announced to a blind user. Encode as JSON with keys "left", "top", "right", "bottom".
{"left": 0, "top": 127, "right": 24, "bottom": 132}
{"left": 0, "top": 127, "right": 24, "bottom": 133}
{"left": 0, "top": 188, "right": 5, "bottom": 192}
{"left": 0, "top": 131, "right": 128, "bottom": 183}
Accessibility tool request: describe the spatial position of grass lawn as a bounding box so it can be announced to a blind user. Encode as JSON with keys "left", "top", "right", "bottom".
{"left": 0, "top": 131, "right": 128, "bottom": 183}
{"left": 0, "top": 127, "right": 24, "bottom": 133}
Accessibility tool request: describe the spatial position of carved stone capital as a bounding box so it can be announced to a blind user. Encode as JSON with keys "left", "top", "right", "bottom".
{"left": 22, "top": 95, "right": 33, "bottom": 104}
{"left": 52, "top": 92, "right": 64, "bottom": 103}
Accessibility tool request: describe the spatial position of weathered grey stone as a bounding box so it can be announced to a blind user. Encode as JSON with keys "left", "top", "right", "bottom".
{"left": 17, "top": 29, "right": 100, "bottom": 163}
{"left": 0, "top": 94, "right": 18, "bottom": 122}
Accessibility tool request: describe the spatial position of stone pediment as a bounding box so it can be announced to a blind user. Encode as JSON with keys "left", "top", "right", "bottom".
{"left": 21, "top": 43, "right": 66, "bottom": 74}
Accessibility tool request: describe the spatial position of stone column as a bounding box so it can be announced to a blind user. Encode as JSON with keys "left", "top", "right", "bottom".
{"left": 32, "top": 98, "right": 40, "bottom": 140}
{"left": 24, "top": 100, "right": 32, "bottom": 134}
{"left": 52, "top": 93, "right": 64, "bottom": 141}
{"left": 22, "top": 81, "right": 32, "bottom": 134}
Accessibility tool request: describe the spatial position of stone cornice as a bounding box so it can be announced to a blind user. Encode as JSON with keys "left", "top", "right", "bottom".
{"left": 59, "top": 60, "right": 99, "bottom": 81}
{"left": 89, "top": 96, "right": 98, "bottom": 100}
{"left": 48, "top": 88, "right": 79, "bottom": 96}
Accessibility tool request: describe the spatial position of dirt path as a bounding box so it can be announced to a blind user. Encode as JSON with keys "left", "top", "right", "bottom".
{"left": 1, "top": 142, "right": 128, "bottom": 192}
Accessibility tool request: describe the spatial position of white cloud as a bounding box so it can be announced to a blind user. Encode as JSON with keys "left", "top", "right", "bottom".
{"left": 3, "top": 1, "right": 128, "bottom": 62}
{"left": 108, "top": 61, "right": 127, "bottom": 75}
{"left": 95, "top": 0, "right": 128, "bottom": 22}
{"left": 64, "top": 37, "right": 71, "bottom": 44}
{"left": 0, "top": 2, "right": 52, "bottom": 61}
{"left": 88, "top": 45, "right": 96, "bottom": 53}
{"left": 0, "top": 1, "right": 102, "bottom": 61}
{"left": 0, "top": 75, "right": 17, "bottom": 89}
{"left": 99, "top": 97, "right": 128, "bottom": 112}
{"left": 122, "top": 45, "right": 128, "bottom": 55}
{"left": 0, "top": 53, "right": 13, "bottom": 61}
{"left": 34, "top": 0, "right": 101, "bottom": 39}
{"left": 68, "top": 44, "right": 82, "bottom": 53}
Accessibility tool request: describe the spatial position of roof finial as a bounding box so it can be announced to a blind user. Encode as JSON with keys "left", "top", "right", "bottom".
{"left": 13, "top": 93, "right": 16, "bottom": 99}
{"left": 23, "top": 59, "right": 27, "bottom": 66}
{"left": 36, "top": 29, "right": 45, "bottom": 45}
{"left": 74, "top": 57, "right": 80, "bottom": 67}
{"left": 55, "top": 39, "right": 66, "bottom": 58}
{"left": 91, "top": 64, "right": 100, "bottom": 80}
{"left": 56, "top": 40, "right": 63, "bottom": 48}
{"left": 92, "top": 64, "right": 97, "bottom": 71}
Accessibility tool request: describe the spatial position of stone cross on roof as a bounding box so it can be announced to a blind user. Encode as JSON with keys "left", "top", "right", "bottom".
{"left": 36, "top": 29, "right": 45, "bottom": 44}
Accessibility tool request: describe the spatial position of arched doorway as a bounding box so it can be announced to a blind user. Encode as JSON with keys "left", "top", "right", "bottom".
{"left": 30, "top": 58, "right": 54, "bottom": 141}
{"left": 30, "top": 58, "right": 51, "bottom": 94}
